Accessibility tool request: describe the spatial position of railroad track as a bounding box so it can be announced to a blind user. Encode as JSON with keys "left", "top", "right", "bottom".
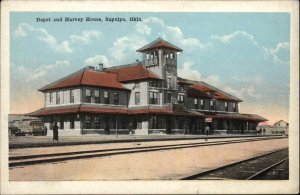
{"left": 9, "top": 136, "right": 286, "bottom": 168}
{"left": 180, "top": 148, "right": 288, "bottom": 180}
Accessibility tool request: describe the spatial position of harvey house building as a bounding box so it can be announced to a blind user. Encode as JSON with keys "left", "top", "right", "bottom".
{"left": 29, "top": 38, "right": 267, "bottom": 136}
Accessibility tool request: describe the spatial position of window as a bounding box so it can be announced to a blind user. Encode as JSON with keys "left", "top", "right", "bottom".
{"left": 86, "top": 89, "right": 91, "bottom": 103}
{"left": 177, "top": 116, "right": 185, "bottom": 129}
{"left": 225, "top": 102, "right": 228, "bottom": 111}
{"left": 177, "top": 94, "right": 184, "bottom": 103}
{"left": 149, "top": 80, "right": 160, "bottom": 88}
{"left": 167, "top": 78, "right": 171, "bottom": 88}
{"left": 194, "top": 98, "right": 198, "bottom": 109}
{"left": 50, "top": 92, "right": 54, "bottom": 103}
{"left": 85, "top": 115, "right": 91, "bottom": 129}
{"left": 70, "top": 90, "right": 75, "bottom": 103}
{"left": 135, "top": 82, "right": 140, "bottom": 88}
{"left": 149, "top": 91, "right": 158, "bottom": 104}
{"left": 170, "top": 53, "right": 173, "bottom": 59}
{"left": 200, "top": 99, "right": 204, "bottom": 105}
{"left": 137, "top": 121, "right": 142, "bottom": 129}
{"left": 135, "top": 92, "right": 140, "bottom": 105}
{"left": 61, "top": 91, "right": 65, "bottom": 104}
{"left": 233, "top": 102, "right": 237, "bottom": 112}
{"left": 150, "top": 115, "right": 164, "bottom": 129}
{"left": 166, "top": 92, "right": 172, "bottom": 103}
{"left": 70, "top": 117, "right": 75, "bottom": 129}
{"left": 113, "top": 92, "right": 119, "bottom": 105}
{"left": 104, "top": 91, "right": 109, "bottom": 104}
{"left": 95, "top": 90, "right": 100, "bottom": 103}
{"left": 56, "top": 92, "right": 60, "bottom": 104}
{"left": 210, "top": 100, "right": 214, "bottom": 110}
{"left": 94, "top": 116, "right": 100, "bottom": 129}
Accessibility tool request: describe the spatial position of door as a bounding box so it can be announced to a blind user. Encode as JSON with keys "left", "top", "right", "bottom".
{"left": 166, "top": 116, "right": 172, "bottom": 134}
{"left": 104, "top": 115, "right": 110, "bottom": 135}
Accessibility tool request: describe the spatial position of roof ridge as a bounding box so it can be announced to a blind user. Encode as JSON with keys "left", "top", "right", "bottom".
{"left": 178, "top": 76, "right": 242, "bottom": 102}
{"left": 137, "top": 38, "right": 182, "bottom": 52}
{"left": 200, "top": 81, "right": 243, "bottom": 102}
{"left": 105, "top": 61, "right": 141, "bottom": 70}
{"left": 39, "top": 68, "right": 85, "bottom": 91}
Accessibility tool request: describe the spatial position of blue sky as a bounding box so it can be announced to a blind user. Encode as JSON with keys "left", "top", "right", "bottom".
{"left": 10, "top": 12, "right": 290, "bottom": 124}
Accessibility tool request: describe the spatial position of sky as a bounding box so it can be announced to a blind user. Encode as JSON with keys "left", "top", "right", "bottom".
{"left": 10, "top": 12, "right": 290, "bottom": 124}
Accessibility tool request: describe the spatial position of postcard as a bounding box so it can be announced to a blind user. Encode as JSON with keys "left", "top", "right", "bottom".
{"left": 1, "top": 0, "right": 299, "bottom": 194}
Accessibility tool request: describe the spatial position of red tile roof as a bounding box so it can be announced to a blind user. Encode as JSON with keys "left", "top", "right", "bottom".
{"left": 188, "top": 84, "right": 242, "bottom": 102}
{"left": 80, "top": 105, "right": 128, "bottom": 114}
{"left": 107, "top": 63, "right": 161, "bottom": 82}
{"left": 129, "top": 106, "right": 204, "bottom": 117}
{"left": 27, "top": 105, "right": 80, "bottom": 116}
{"left": 39, "top": 68, "right": 129, "bottom": 92}
{"left": 137, "top": 38, "right": 183, "bottom": 52}
{"left": 207, "top": 113, "right": 268, "bottom": 122}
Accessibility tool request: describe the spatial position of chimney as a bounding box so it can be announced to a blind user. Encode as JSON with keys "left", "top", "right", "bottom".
{"left": 98, "top": 63, "right": 103, "bottom": 70}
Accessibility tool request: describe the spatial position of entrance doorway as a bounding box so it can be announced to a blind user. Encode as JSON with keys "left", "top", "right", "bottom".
{"left": 104, "top": 115, "right": 110, "bottom": 135}
{"left": 166, "top": 116, "right": 172, "bottom": 134}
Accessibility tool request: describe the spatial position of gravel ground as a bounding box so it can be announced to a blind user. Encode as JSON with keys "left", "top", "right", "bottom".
{"left": 194, "top": 149, "right": 288, "bottom": 180}
{"left": 9, "top": 138, "right": 288, "bottom": 181}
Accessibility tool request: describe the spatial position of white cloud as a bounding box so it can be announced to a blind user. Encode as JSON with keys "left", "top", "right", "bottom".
{"left": 264, "top": 42, "right": 290, "bottom": 65}
{"left": 109, "top": 36, "right": 147, "bottom": 62}
{"left": 224, "top": 85, "right": 261, "bottom": 99}
{"left": 14, "top": 23, "right": 103, "bottom": 53}
{"left": 84, "top": 55, "right": 111, "bottom": 67}
{"left": 14, "top": 23, "right": 73, "bottom": 53}
{"left": 210, "top": 30, "right": 290, "bottom": 66}
{"left": 210, "top": 31, "right": 258, "bottom": 46}
{"left": 139, "top": 17, "right": 209, "bottom": 50}
{"left": 270, "top": 42, "right": 290, "bottom": 53}
{"left": 29, "top": 60, "right": 70, "bottom": 81}
{"left": 14, "top": 23, "right": 33, "bottom": 37}
{"left": 135, "top": 23, "right": 151, "bottom": 35}
{"left": 70, "top": 30, "right": 102, "bottom": 44}
{"left": 178, "top": 61, "right": 220, "bottom": 84}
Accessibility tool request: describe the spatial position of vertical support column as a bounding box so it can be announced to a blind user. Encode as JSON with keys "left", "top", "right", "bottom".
{"left": 115, "top": 114, "right": 118, "bottom": 138}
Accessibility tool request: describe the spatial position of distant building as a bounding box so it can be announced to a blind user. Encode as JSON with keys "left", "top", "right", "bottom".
{"left": 273, "top": 120, "right": 289, "bottom": 128}
{"left": 257, "top": 120, "right": 289, "bottom": 135}
{"left": 28, "top": 38, "right": 267, "bottom": 136}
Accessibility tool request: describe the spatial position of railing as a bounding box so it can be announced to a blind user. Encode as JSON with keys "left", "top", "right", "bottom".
{"left": 144, "top": 58, "right": 158, "bottom": 66}
{"left": 165, "top": 58, "right": 176, "bottom": 65}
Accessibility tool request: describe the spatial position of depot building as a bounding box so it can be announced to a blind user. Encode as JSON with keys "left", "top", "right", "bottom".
{"left": 28, "top": 38, "right": 267, "bottom": 136}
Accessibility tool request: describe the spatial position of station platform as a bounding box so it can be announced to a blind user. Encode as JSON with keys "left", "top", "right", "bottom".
{"left": 9, "top": 134, "right": 283, "bottom": 149}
